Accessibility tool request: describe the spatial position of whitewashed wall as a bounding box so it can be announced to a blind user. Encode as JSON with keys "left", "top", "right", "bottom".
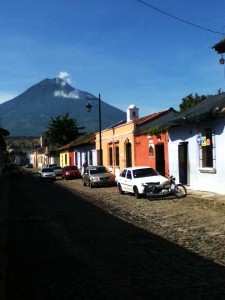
{"left": 168, "top": 118, "right": 225, "bottom": 194}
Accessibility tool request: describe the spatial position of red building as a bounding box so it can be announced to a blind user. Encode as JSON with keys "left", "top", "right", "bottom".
{"left": 133, "top": 109, "right": 174, "bottom": 176}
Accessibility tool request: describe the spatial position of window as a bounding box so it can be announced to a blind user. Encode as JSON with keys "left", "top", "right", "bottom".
{"left": 90, "top": 167, "right": 107, "bottom": 174}
{"left": 201, "top": 128, "right": 213, "bottom": 168}
{"left": 120, "top": 169, "right": 127, "bottom": 177}
{"left": 149, "top": 145, "right": 154, "bottom": 157}
{"left": 115, "top": 146, "right": 119, "bottom": 166}
{"left": 109, "top": 147, "right": 113, "bottom": 165}
{"left": 198, "top": 128, "right": 215, "bottom": 173}
{"left": 127, "top": 170, "right": 132, "bottom": 179}
{"left": 133, "top": 168, "right": 158, "bottom": 178}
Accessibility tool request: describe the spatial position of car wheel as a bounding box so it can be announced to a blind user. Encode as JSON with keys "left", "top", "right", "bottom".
{"left": 118, "top": 183, "right": 124, "bottom": 195}
{"left": 134, "top": 186, "right": 141, "bottom": 199}
{"left": 89, "top": 181, "right": 93, "bottom": 188}
{"left": 83, "top": 180, "right": 86, "bottom": 186}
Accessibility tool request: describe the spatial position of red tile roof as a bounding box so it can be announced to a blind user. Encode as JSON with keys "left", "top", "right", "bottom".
{"left": 136, "top": 108, "right": 175, "bottom": 126}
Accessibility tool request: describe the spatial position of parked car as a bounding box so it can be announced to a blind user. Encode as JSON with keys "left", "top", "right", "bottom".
{"left": 117, "top": 166, "right": 169, "bottom": 198}
{"left": 25, "top": 163, "right": 33, "bottom": 168}
{"left": 39, "top": 167, "right": 56, "bottom": 181}
{"left": 61, "top": 166, "right": 81, "bottom": 180}
{"left": 47, "top": 164, "right": 57, "bottom": 168}
{"left": 52, "top": 166, "right": 63, "bottom": 177}
{"left": 83, "top": 165, "right": 116, "bottom": 188}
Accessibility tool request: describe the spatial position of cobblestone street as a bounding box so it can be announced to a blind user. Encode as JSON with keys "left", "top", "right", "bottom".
{"left": 62, "top": 179, "right": 225, "bottom": 267}
{"left": 6, "top": 170, "right": 225, "bottom": 299}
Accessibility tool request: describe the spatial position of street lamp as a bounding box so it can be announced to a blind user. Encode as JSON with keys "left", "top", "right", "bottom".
{"left": 35, "top": 141, "right": 38, "bottom": 168}
{"left": 86, "top": 93, "right": 103, "bottom": 165}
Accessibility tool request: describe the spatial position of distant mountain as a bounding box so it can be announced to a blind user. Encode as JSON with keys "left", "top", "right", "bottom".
{"left": 0, "top": 78, "right": 126, "bottom": 136}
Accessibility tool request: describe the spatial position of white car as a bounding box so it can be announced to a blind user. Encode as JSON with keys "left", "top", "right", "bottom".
{"left": 39, "top": 167, "right": 56, "bottom": 181}
{"left": 117, "top": 166, "right": 169, "bottom": 198}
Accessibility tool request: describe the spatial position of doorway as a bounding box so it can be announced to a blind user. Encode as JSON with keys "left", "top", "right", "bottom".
{"left": 125, "top": 142, "right": 132, "bottom": 167}
{"left": 155, "top": 143, "right": 165, "bottom": 176}
{"left": 178, "top": 142, "right": 188, "bottom": 184}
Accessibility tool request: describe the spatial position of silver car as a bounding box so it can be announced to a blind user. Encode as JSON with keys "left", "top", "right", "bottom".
{"left": 39, "top": 167, "right": 56, "bottom": 181}
{"left": 52, "top": 166, "right": 63, "bottom": 177}
{"left": 83, "top": 166, "right": 116, "bottom": 188}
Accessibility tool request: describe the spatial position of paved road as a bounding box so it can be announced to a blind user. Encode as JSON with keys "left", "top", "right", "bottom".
{"left": 6, "top": 171, "right": 225, "bottom": 299}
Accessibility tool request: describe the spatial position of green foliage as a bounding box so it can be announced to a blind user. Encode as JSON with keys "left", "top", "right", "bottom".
{"left": 144, "top": 126, "right": 166, "bottom": 135}
{"left": 179, "top": 93, "right": 207, "bottom": 112}
{"left": 45, "top": 113, "right": 84, "bottom": 147}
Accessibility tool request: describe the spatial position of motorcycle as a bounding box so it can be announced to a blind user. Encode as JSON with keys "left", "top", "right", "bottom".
{"left": 143, "top": 175, "right": 187, "bottom": 199}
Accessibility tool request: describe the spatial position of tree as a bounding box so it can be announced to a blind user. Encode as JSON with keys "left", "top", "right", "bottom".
{"left": 179, "top": 93, "right": 207, "bottom": 112}
{"left": 45, "top": 113, "right": 84, "bottom": 147}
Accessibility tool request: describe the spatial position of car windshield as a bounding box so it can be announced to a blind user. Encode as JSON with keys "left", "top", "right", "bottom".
{"left": 68, "top": 166, "right": 78, "bottom": 170}
{"left": 90, "top": 167, "right": 108, "bottom": 174}
{"left": 53, "top": 166, "right": 62, "bottom": 170}
{"left": 133, "top": 168, "right": 158, "bottom": 178}
{"left": 42, "top": 168, "right": 54, "bottom": 172}
{"left": 63, "top": 166, "right": 78, "bottom": 171}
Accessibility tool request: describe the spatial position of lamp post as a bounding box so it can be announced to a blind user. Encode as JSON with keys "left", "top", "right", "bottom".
{"left": 86, "top": 94, "right": 103, "bottom": 165}
{"left": 34, "top": 141, "right": 38, "bottom": 168}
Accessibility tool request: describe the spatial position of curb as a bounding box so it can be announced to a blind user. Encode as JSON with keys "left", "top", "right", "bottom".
{"left": 0, "top": 173, "right": 10, "bottom": 300}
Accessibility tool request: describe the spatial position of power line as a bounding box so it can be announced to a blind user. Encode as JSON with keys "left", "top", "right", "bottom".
{"left": 137, "top": 0, "right": 224, "bottom": 36}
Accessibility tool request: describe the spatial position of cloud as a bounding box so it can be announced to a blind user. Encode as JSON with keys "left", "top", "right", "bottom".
{"left": 57, "top": 71, "right": 72, "bottom": 85}
{"left": 54, "top": 90, "right": 79, "bottom": 99}
{"left": 58, "top": 71, "right": 70, "bottom": 79}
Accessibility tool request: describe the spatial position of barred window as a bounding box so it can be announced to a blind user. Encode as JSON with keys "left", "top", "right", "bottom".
{"left": 198, "top": 128, "right": 216, "bottom": 173}
{"left": 201, "top": 128, "right": 213, "bottom": 167}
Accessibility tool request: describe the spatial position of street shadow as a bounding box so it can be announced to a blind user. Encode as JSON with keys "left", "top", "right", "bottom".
{"left": 7, "top": 171, "right": 225, "bottom": 299}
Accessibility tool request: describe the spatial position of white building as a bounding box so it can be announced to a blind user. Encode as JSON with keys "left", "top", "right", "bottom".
{"left": 168, "top": 93, "right": 225, "bottom": 194}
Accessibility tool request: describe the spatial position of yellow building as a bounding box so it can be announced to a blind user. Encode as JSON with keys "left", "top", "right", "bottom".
{"left": 59, "top": 149, "right": 70, "bottom": 168}
{"left": 96, "top": 105, "right": 138, "bottom": 178}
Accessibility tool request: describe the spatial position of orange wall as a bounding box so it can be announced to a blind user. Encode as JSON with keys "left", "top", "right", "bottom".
{"left": 69, "top": 151, "right": 74, "bottom": 166}
{"left": 134, "top": 133, "right": 169, "bottom": 175}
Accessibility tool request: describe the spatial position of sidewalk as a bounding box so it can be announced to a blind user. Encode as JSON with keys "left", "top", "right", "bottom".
{"left": 0, "top": 172, "right": 10, "bottom": 300}
{"left": 186, "top": 186, "right": 225, "bottom": 206}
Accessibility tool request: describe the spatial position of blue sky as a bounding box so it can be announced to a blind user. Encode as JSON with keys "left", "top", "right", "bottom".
{"left": 0, "top": 0, "right": 225, "bottom": 116}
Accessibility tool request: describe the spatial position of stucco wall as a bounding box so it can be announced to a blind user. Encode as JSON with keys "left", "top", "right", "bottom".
{"left": 134, "top": 133, "right": 169, "bottom": 176}
{"left": 96, "top": 122, "right": 135, "bottom": 172}
{"left": 169, "top": 118, "right": 225, "bottom": 194}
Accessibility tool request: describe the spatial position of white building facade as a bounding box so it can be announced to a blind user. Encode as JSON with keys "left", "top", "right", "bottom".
{"left": 168, "top": 108, "right": 225, "bottom": 194}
